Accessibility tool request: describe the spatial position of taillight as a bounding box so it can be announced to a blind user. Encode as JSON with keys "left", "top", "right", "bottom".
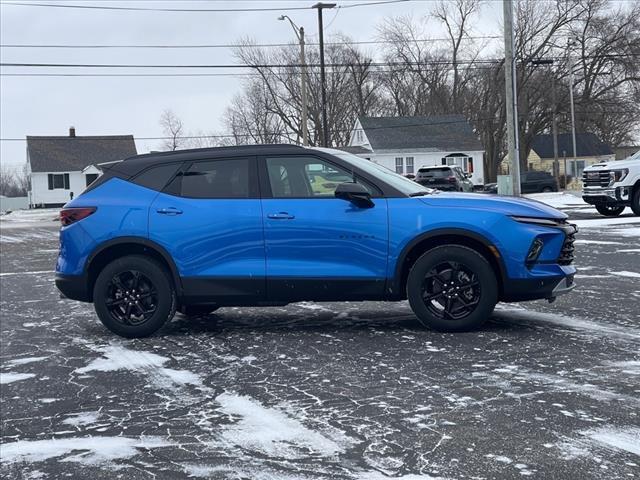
{"left": 448, "top": 176, "right": 457, "bottom": 182}
{"left": 60, "top": 207, "right": 96, "bottom": 226}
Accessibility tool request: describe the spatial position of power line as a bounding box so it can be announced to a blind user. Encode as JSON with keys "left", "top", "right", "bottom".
{"left": 0, "top": 36, "right": 503, "bottom": 49}
{"left": 0, "top": 0, "right": 413, "bottom": 13}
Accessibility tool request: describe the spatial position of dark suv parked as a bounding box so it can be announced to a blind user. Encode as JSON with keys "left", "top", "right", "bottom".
{"left": 415, "top": 166, "right": 474, "bottom": 192}
{"left": 484, "top": 171, "right": 558, "bottom": 194}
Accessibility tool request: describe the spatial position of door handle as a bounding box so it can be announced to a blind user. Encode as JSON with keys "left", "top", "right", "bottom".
{"left": 267, "top": 212, "right": 295, "bottom": 220}
{"left": 156, "top": 207, "right": 183, "bottom": 215}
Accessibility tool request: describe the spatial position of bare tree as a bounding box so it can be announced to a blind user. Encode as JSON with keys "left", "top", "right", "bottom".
{"left": 0, "top": 165, "right": 28, "bottom": 197}
{"left": 159, "top": 109, "right": 185, "bottom": 151}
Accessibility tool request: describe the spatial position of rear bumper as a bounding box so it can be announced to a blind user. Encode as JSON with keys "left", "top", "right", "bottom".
{"left": 501, "top": 273, "right": 575, "bottom": 302}
{"left": 55, "top": 273, "right": 91, "bottom": 302}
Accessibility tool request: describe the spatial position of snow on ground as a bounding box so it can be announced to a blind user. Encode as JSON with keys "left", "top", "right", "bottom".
{"left": 556, "top": 427, "right": 640, "bottom": 460}
{"left": 610, "top": 271, "right": 640, "bottom": 279}
{"left": 525, "top": 192, "right": 587, "bottom": 209}
{"left": 75, "top": 343, "right": 204, "bottom": 389}
{"left": 0, "top": 436, "right": 174, "bottom": 465}
{"left": 62, "top": 412, "right": 101, "bottom": 427}
{"left": 573, "top": 217, "right": 640, "bottom": 229}
{"left": 0, "top": 372, "right": 36, "bottom": 384}
{"left": 216, "top": 392, "right": 356, "bottom": 459}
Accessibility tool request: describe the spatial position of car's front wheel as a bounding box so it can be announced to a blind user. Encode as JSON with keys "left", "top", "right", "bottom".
{"left": 595, "top": 204, "right": 625, "bottom": 217}
{"left": 631, "top": 187, "right": 640, "bottom": 216}
{"left": 407, "top": 245, "right": 498, "bottom": 332}
{"left": 93, "top": 255, "right": 176, "bottom": 338}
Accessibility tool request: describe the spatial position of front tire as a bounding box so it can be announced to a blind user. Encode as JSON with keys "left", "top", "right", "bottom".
{"left": 93, "top": 255, "right": 176, "bottom": 338}
{"left": 407, "top": 245, "right": 498, "bottom": 332}
{"left": 595, "top": 204, "right": 625, "bottom": 217}
{"left": 631, "top": 187, "right": 640, "bottom": 216}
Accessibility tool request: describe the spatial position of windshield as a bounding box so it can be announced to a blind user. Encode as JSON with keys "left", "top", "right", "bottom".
{"left": 311, "top": 147, "right": 433, "bottom": 196}
{"left": 631, "top": 150, "right": 640, "bottom": 161}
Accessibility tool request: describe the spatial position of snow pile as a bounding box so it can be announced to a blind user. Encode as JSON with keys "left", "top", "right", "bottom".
{"left": 0, "top": 372, "right": 36, "bottom": 384}
{"left": 525, "top": 192, "right": 587, "bottom": 209}
{"left": 0, "top": 436, "right": 173, "bottom": 465}
{"left": 0, "top": 208, "right": 59, "bottom": 228}
{"left": 76, "top": 343, "right": 203, "bottom": 389}
{"left": 216, "top": 392, "right": 354, "bottom": 459}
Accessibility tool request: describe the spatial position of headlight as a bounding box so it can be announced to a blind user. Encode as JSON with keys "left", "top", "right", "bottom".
{"left": 511, "top": 216, "right": 563, "bottom": 227}
{"left": 610, "top": 169, "right": 628, "bottom": 185}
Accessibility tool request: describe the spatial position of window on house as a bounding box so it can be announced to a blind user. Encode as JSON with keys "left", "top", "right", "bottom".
{"left": 442, "top": 155, "right": 473, "bottom": 173}
{"left": 356, "top": 130, "right": 363, "bottom": 143}
{"left": 395, "top": 157, "right": 404, "bottom": 174}
{"left": 48, "top": 173, "right": 70, "bottom": 190}
{"left": 85, "top": 173, "right": 99, "bottom": 187}
{"left": 405, "top": 157, "right": 414, "bottom": 174}
{"left": 570, "top": 160, "right": 586, "bottom": 177}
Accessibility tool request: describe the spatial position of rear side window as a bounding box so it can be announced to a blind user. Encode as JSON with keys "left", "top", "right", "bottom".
{"left": 132, "top": 163, "right": 182, "bottom": 191}
{"left": 180, "top": 159, "right": 249, "bottom": 198}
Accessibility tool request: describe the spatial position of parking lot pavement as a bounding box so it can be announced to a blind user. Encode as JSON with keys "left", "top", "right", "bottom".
{"left": 1, "top": 209, "right": 639, "bottom": 479}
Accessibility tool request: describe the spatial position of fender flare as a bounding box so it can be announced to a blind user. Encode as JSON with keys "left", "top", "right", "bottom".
{"left": 85, "top": 236, "right": 183, "bottom": 295}
{"left": 390, "top": 228, "right": 508, "bottom": 296}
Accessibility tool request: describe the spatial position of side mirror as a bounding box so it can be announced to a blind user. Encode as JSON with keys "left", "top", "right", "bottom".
{"left": 334, "top": 182, "right": 374, "bottom": 208}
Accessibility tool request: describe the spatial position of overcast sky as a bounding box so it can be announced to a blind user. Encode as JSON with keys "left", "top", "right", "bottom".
{"left": 0, "top": 0, "right": 505, "bottom": 169}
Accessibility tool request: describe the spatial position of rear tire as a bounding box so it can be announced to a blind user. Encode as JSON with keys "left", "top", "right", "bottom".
{"left": 595, "top": 204, "right": 625, "bottom": 217}
{"left": 631, "top": 187, "right": 640, "bottom": 216}
{"left": 541, "top": 186, "right": 553, "bottom": 193}
{"left": 93, "top": 255, "right": 176, "bottom": 338}
{"left": 407, "top": 245, "right": 498, "bottom": 332}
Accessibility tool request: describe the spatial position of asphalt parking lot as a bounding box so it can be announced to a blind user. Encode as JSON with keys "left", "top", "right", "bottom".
{"left": 1, "top": 204, "right": 639, "bottom": 479}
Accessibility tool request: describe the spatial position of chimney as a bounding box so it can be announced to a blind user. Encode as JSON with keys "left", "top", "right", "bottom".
{"left": 69, "top": 126, "right": 76, "bottom": 137}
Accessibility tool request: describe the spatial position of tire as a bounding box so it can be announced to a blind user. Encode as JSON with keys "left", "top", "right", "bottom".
{"left": 631, "top": 187, "right": 640, "bottom": 216}
{"left": 541, "top": 186, "right": 553, "bottom": 193}
{"left": 407, "top": 245, "right": 498, "bottom": 332}
{"left": 595, "top": 204, "right": 625, "bottom": 217}
{"left": 181, "top": 305, "right": 219, "bottom": 317}
{"left": 93, "top": 255, "right": 176, "bottom": 338}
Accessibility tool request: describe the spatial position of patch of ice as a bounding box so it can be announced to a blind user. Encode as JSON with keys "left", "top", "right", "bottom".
{"left": 0, "top": 372, "right": 36, "bottom": 384}
{"left": 0, "top": 436, "right": 173, "bottom": 465}
{"left": 0, "top": 270, "right": 52, "bottom": 277}
{"left": 62, "top": 412, "right": 101, "bottom": 427}
{"left": 574, "top": 239, "right": 623, "bottom": 245}
{"left": 608, "top": 361, "right": 640, "bottom": 376}
{"left": 216, "top": 392, "right": 354, "bottom": 459}
{"left": 610, "top": 270, "right": 640, "bottom": 278}
{"left": 617, "top": 248, "right": 640, "bottom": 253}
{"left": 587, "top": 427, "right": 640, "bottom": 456}
{"left": 7, "top": 356, "right": 48, "bottom": 366}
{"left": 572, "top": 217, "right": 640, "bottom": 229}
{"left": 75, "top": 343, "right": 203, "bottom": 389}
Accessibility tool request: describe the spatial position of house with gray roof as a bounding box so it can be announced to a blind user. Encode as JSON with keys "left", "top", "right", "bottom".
{"left": 344, "top": 114, "right": 486, "bottom": 185}
{"left": 26, "top": 127, "right": 137, "bottom": 207}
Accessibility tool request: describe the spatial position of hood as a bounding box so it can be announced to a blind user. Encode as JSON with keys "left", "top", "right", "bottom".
{"left": 584, "top": 157, "right": 639, "bottom": 171}
{"left": 420, "top": 192, "right": 567, "bottom": 220}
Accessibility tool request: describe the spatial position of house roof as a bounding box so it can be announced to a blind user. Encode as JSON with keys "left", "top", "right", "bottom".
{"left": 335, "top": 145, "right": 373, "bottom": 155}
{"left": 27, "top": 135, "right": 137, "bottom": 172}
{"left": 531, "top": 133, "right": 613, "bottom": 159}
{"left": 357, "top": 115, "right": 483, "bottom": 151}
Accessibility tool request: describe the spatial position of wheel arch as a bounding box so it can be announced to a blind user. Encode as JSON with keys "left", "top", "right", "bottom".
{"left": 390, "top": 229, "right": 507, "bottom": 300}
{"left": 85, "top": 237, "right": 183, "bottom": 302}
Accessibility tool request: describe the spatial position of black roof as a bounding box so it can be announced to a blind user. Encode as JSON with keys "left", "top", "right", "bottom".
{"left": 27, "top": 135, "right": 137, "bottom": 173}
{"left": 358, "top": 115, "right": 483, "bottom": 151}
{"left": 107, "top": 144, "right": 308, "bottom": 177}
{"left": 531, "top": 133, "right": 613, "bottom": 159}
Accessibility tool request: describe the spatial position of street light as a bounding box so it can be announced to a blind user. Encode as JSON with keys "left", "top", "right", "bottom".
{"left": 312, "top": 2, "right": 336, "bottom": 147}
{"left": 278, "top": 15, "right": 309, "bottom": 146}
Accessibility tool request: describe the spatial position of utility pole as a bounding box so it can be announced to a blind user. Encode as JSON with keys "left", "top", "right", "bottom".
{"left": 567, "top": 41, "right": 578, "bottom": 181}
{"left": 503, "top": 0, "right": 521, "bottom": 196}
{"left": 313, "top": 2, "right": 335, "bottom": 147}
{"left": 278, "top": 16, "right": 308, "bottom": 146}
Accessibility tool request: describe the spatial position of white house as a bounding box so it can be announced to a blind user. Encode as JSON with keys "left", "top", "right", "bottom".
{"left": 26, "top": 127, "right": 137, "bottom": 208}
{"left": 343, "top": 114, "right": 486, "bottom": 185}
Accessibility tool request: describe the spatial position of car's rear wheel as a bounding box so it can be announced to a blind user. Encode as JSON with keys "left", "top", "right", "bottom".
{"left": 407, "top": 245, "right": 497, "bottom": 332}
{"left": 93, "top": 255, "right": 176, "bottom": 338}
{"left": 541, "top": 186, "right": 553, "bottom": 193}
{"left": 631, "top": 187, "right": 640, "bottom": 216}
{"left": 595, "top": 204, "right": 625, "bottom": 217}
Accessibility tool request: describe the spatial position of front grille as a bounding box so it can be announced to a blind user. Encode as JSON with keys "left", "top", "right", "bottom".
{"left": 582, "top": 170, "right": 610, "bottom": 187}
{"left": 558, "top": 224, "right": 577, "bottom": 265}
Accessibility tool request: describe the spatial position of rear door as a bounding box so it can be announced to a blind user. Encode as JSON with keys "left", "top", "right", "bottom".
{"left": 259, "top": 154, "right": 389, "bottom": 301}
{"left": 149, "top": 156, "right": 265, "bottom": 304}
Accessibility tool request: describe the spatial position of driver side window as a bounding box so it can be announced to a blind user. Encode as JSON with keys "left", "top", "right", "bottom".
{"left": 265, "top": 156, "right": 379, "bottom": 198}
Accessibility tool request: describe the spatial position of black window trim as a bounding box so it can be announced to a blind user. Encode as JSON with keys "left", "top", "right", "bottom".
{"left": 161, "top": 156, "right": 259, "bottom": 199}
{"left": 130, "top": 161, "right": 185, "bottom": 193}
{"left": 257, "top": 153, "right": 386, "bottom": 200}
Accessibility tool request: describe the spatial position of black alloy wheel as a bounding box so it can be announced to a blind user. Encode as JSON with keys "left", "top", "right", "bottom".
{"left": 422, "top": 261, "right": 480, "bottom": 320}
{"left": 106, "top": 270, "right": 158, "bottom": 326}
{"left": 595, "top": 204, "right": 625, "bottom": 217}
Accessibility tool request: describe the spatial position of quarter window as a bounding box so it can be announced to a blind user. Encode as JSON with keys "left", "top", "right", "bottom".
{"left": 180, "top": 159, "right": 249, "bottom": 198}
{"left": 133, "top": 164, "right": 182, "bottom": 192}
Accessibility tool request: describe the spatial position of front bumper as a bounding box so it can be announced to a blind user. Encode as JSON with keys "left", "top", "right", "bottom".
{"left": 582, "top": 186, "right": 631, "bottom": 205}
{"left": 55, "top": 273, "right": 91, "bottom": 302}
{"left": 501, "top": 272, "right": 575, "bottom": 302}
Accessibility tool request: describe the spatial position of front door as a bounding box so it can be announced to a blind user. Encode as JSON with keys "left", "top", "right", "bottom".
{"left": 149, "top": 156, "right": 265, "bottom": 304}
{"left": 260, "top": 154, "right": 389, "bottom": 301}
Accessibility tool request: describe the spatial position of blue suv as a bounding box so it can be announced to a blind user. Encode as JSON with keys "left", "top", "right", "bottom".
{"left": 55, "top": 145, "right": 577, "bottom": 337}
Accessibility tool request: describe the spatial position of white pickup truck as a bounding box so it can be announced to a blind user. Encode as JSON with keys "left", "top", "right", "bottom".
{"left": 582, "top": 151, "right": 640, "bottom": 217}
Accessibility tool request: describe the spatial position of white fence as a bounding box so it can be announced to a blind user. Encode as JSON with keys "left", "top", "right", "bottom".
{"left": 0, "top": 196, "right": 29, "bottom": 212}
